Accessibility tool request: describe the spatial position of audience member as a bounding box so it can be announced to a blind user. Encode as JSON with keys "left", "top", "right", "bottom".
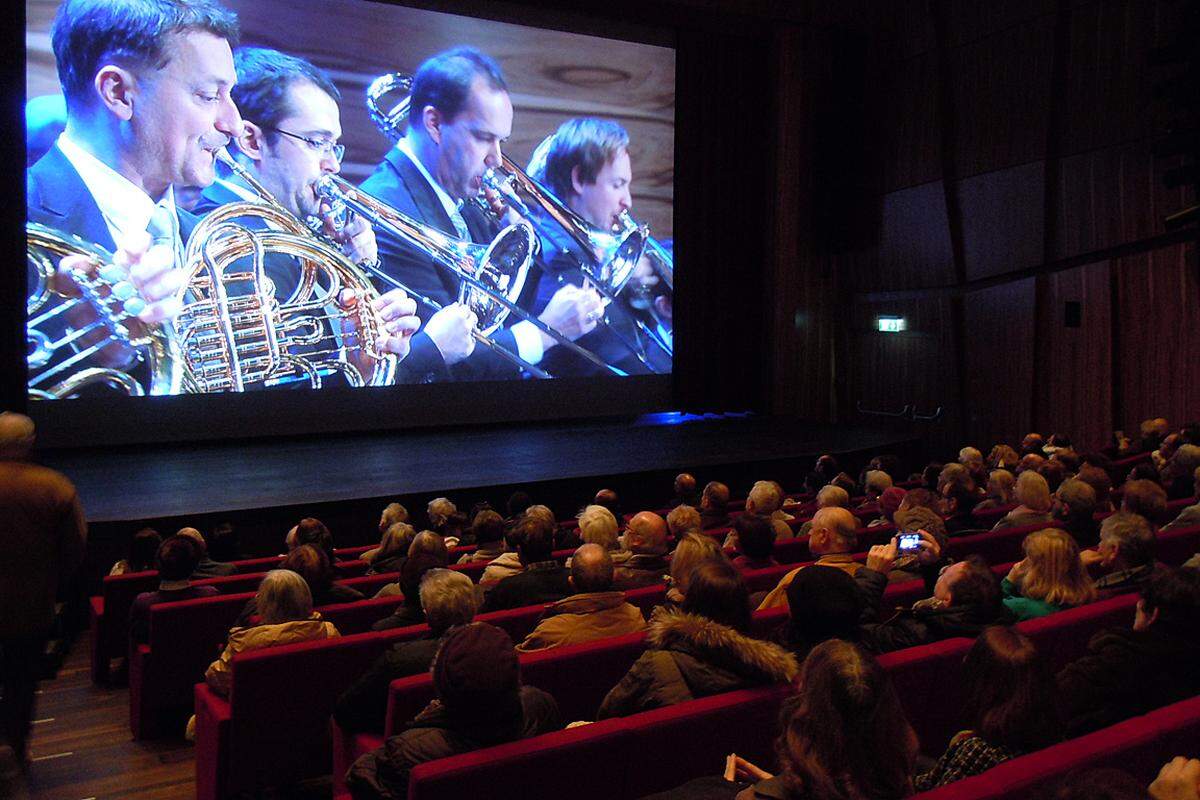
{"left": 592, "top": 488, "right": 621, "bottom": 519}
{"left": 611, "top": 511, "right": 671, "bottom": 590}
{"left": 869, "top": 486, "right": 907, "bottom": 528}
{"left": 814, "top": 454, "right": 840, "bottom": 483}
{"left": 346, "top": 623, "right": 560, "bottom": 800}
{"left": 481, "top": 515, "right": 571, "bottom": 611}
{"left": 1122, "top": 479, "right": 1169, "bottom": 526}
{"left": 858, "top": 470, "right": 893, "bottom": 509}
{"left": 1081, "top": 513, "right": 1157, "bottom": 595}
{"left": 666, "top": 532, "right": 729, "bottom": 605}
{"left": 1163, "top": 445, "right": 1200, "bottom": 501}
{"left": 672, "top": 472, "right": 698, "bottom": 507}
{"left": 1002, "top": 529, "right": 1096, "bottom": 620}
{"left": 367, "top": 523, "right": 416, "bottom": 575}
{"left": 1077, "top": 463, "right": 1116, "bottom": 513}
{"left": 1162, "top": 466, "right": 1200, "bottom": 531}
{"left": 992, "top": 471, "right": 1054, "bottom": 530}
{"left": 207, "top": 522, "right": 242, "bottom": 563}
{"left": 236, "top": 545, "right": 364, "bottom": 626}
{"left": 372, "top": 547, "right": 450, "bottom": 630}
{"left": 109, "top": 528, "right": 162, "bottom": 576}
{"left": 1052, "top": 478, "right": 1100, "bottom": 545}
{"left": 666, "top": 504, "right": 702, "bottom": 541}
{"left": 1018, "top": 452, "right": 1047, "bottom": 475}
{"left": 176, "top": 527, "right": 237, "bottom": 578}
{"left": 777, "top": 565, "right": 862, "bottom": 659}
{"left": 0, "top": 412, "right": 86, "bottom": 770}
{"left": 294, "top": 517, "right": 335, "bottom": 563}
{"left": 426, "top": 497, "right": 456, "bottom": 531}
{"left": 129, "top": 535, "right": 219, "bottom": 644}
{"left": 598, "top": 561, "right": 796, "bottom": 718}
{"left": 730, "top": 514, "right": 778, "bottom": 571}
{"left": 505, "top": 491, "right": 533, "bottom": 522}
{"left": 334, "top": 569, "right": 479, "bottom": 733}
{"left": 456, "top": 511, "right": 506, "bottom": 563}
{"left": 894, "top": 488, "right": 948, "bottom": 540}
{"left": 746, "top": 480, "right": 795, "bottom": 538}
{"left": 938, "top": 463, "right": 982, "bottom": 534}
{"left": 974, "top": 469, "right": 1016, "bottom": 513}
{"left": 757, "top": 507, "right": 861, "bottom": 611}
{"left": 858, "top": 535, "right": 1010, "bottom": 653}
{"left": 1152, "top": 433, "right": 1182, "bottom": 476}
{"left": 920, "top": 462, "right": 944, "bottom": 491}
{"left": 204, "top": 570, "right": 340, "bottom": 697}
{"left": 988, "top": 444, "right": 1020, "bottom": 471}
{"left": 914, "top": 626, "right": 1062, "bottom": 789}
{"left": 362, "top": 503, "right": 410, "bottom": 563}
{"left": 794, "top": 485, "right": 848, "bottom": 538}
{"left": 1039, "top": 459, "right": 1068, "bottom": 493}
{"left": 1056, "top": 566, "right": 1200, "bottom": 736}
{"left": 517, "top": 545, "right": 646, "bottom": 652}
{"left": 699, "top": 481, "right": 731, "bottom": 529}
{"left": 1022, "top": 432, "right": 1047, "bottom": 457}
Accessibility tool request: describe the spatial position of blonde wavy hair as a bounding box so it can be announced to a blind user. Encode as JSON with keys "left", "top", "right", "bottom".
{"left": 670, "top": 533, "right": 728, "bottom": 594}
{"left": 1018, "top": 529, "right": 1096, "bottom": 607}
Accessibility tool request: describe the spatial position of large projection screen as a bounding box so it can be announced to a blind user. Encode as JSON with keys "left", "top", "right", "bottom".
{"left": 24, "top": 0, "right": 676, "bottom": 446}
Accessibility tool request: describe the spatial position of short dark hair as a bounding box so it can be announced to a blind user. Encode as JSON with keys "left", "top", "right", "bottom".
{"left": 505, "top": 491, "right": 532, "bottom": 518}
{"left": 949, "top": 555, "right": 1002, "bottom": 609}
{"left": 409, "top": 46, "right": 506, "bottom": 132}
{"left": 232, "top": 47, "right": 340, "bottom": 141}
{"left": 295, "top": 517, "right": 334, "bottom": 562}
{"left": 734, "top": 513, "right": 776, "bottom": 559}
{"left": 470, "top": 510, "right": 505, "bottom": 545}
{"left": 128, "top": 527, "right": 162, "bottom": 572}
{"left": 682, "top": 560, "right": 752, "bottom": 633}
{"left": 52, "top": 0, "right": 240, "bottom": 112}
{"left": 156, "top": 534, "right": 200, "bottom": 581}
{"left": 1141, "top": 566, "right": 1200, "bottom": 637}
{"left": 280, "top": 544, "right": 333, "bottom": 596}
{"left": 509, "top": 515, "right": 555, "bottom": 564}
{"left": 207, "top": 522, "right": 238, "bottom": 562}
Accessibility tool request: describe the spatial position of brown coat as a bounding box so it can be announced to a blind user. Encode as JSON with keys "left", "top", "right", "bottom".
{"left": 516, "top": 591, "right": 647, "bottom": 652}
{"left": 205, "top": 615, "right": 340, "bottom": 696}
{"left": 0, "top": 460, "right": 87, "bottom": 638}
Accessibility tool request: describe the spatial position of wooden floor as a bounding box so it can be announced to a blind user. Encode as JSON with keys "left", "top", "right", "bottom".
{"left": 22, "top": 631, "right": 330, "bottom": 800}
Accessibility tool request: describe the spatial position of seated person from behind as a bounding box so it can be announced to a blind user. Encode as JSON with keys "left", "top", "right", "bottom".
{"left": 366, "top": 523, "right": 416, "bottom": 575}
{"left": 293, "top": 516, "right": 336, "bottom": 563}
{"left": 611, "top": 511, "right": 671, "bottom": 590}
{"left": 175, "top": 527, "right": 237, "bottom": 578}
{"left": 335, "top": 569, "right": 479, "bottom": 734}
{"left": 776, "top": 565, "right": 864, "bottom": 660}
{"left": 1162, "top": 465, "right": 1200, "bottom": 531}
{"left": 1056, "top": 565, "right": 1200, "bottom": 736}
{"left": 915, "top": 626, "right": 1062, "bottom": 790}
{"left": 756, "top": 507, "right": 862, "bottom": 611}
{"left": 109, "top": 527, "right": 161, "bottom": 576}
{"left": 894, "top": 487, "right": 948, "bottom": 540}
{"left": 597, "top": 561, "right": 796, "bottom": 719}
{"left": 974, "top": 469, "right": 1015, "bottom": 513}
{"left": 672, "top": 472, "right": 699, "bottom": 508}
{"left": 205, "top": 569, "right": 340, "bottom": 696}
{"left": 746, "top": 480, "right": 795, "bottom": 541}
{"left": 372, "top": 545, "right": 449, "bottom": 631}
{"left": 362, "top": 502, "right": 409, "bottom": 563}
{"left": 575, "top": 504, "right": 620, "bottom": 552}
{"left": 699, "top": 480, "right": 731, "bottom": 529}
{"left": 456, "top": 510, "right": 507, "bottom": 563}
{"left": 938, "top": 463, "right": 983, "bottom": 534}
{"left": 1121, "top": 478, "right": 1168, "bottom": 527}
{"left": 665, "top": 532, "right": 729, "bottom": 605}
{"left": 1001, "top": 529, "right": 1096, "bottom": 621}
{"left": 855, "top": 469, "right": 894, "bottom": 514}
{"left": 129, "top": 535, "right": 219, "bottom": 644}
{"left": 868, "top": 486, "right": 907, "bottom": 528}
{"left": 793, "top": 484, "right": 850, "bottom": 539}
{"left": 729, "top": 514, "right": 778, "bottom": 571}
{"left": 856, "top": 532, "right": 1012, "bottom": 653}
{"left": 666, "top": 503, "right": 702, "bottom": 543}
{"left": 480, "top": 514, "right": 571, "bottom": 612}
{"left": 516, "top": 544, "right": 646, "bottom": 652}
{"left": 1080, "top": 512, "right": 1157, "bottom": 596}
{"left": 345, "top": 623, "right": 560, "bottom": 800}
{"left": 235, "top": 544, "right": 364, "bottom": 627}
{"left": 1051, "top": 478, "right": 1099, "bottom": 546}
{"left": 991, "top": 471, "right": 1054, "bottom": 530}
{"left": 1162, "top": 444, "right": 1200, "bottom": 500}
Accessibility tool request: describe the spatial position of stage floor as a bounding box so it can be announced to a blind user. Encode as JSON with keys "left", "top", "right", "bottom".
{"left": 41, "top": 413, "right": 919, "bottom": 523}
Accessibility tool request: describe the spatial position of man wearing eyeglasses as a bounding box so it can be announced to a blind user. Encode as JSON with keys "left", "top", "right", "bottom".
{"left": 196, "top": 47, "right": 446, "bottom": 383}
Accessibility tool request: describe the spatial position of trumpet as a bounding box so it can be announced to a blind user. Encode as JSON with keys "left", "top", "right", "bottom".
{"left": 314, "top": 175, "right": 625, "bottom": 377}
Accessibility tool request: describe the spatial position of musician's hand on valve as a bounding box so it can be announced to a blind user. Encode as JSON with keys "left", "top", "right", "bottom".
{"left": 536, "top": 284, "right": 605, "bottom": 349}
{"left": 424, "top": 303, "right": 477, "bottom": 366}
{"left": 337, "top": 289, "right": 419, "bottom": 373}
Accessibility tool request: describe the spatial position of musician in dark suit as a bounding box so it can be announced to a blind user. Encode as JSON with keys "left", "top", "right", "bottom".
{"left": 26, "top": 0, "right": 242, "bottom": 395}
{"left": 360, "top": 47, "right": 605, "bottom": 382}
{"left": 192, "top": 47, "right": 424, "bottom": 385}
{"left": 527, "top": 117, "right": 672, "bottom": 376}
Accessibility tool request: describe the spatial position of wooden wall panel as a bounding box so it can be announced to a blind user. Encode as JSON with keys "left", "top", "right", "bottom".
{"left": 879, "top": 54, "right": 942, "bottom": 194}
{"left": 961, "top": 279, "right": 1037, "bottom": 449}
{"left": 1114, "top": 244, "right": 1200, "bottom": 434}
{"left": 957, "top": 162, "right": 1046, "bottom": 280}
{"left": 1032, "top": 261, "right": 1113, "bottom": 446}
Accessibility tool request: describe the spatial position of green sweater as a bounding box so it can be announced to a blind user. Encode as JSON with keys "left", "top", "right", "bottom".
{"left": 1000, "top": 578, "right": 1064, "bottom": 621}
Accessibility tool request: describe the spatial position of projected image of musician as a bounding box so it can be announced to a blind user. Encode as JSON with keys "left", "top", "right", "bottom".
{"left": 192, "top": 47, "right": 424, "bottom": 388}
{"left": 26, "top": 0, "right": 241, "bottom": 397}
{"left": 527, "top": 119, "right": 673, "bottom": 376}
{"left": 360, "top": 48, "right": 607, "bottom": 382}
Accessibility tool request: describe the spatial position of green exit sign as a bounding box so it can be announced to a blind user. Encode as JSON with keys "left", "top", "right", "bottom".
{"left": 876, "top": 316, "right": 907, "bottom": 333}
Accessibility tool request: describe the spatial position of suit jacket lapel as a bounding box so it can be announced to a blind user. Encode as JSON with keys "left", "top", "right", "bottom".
{"left": 384, "top": 148, "right": 459, "bottom": 238}
{"left": 27, "top": 144, "right": 117, "bottom": 252}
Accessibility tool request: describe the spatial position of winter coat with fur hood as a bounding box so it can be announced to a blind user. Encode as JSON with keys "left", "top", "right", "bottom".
{"left": 596, "top": 606, "right": 798, "bottom": 719}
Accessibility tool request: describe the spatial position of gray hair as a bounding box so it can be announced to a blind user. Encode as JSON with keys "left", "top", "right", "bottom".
{"left": 419, "top": 569, "right": 479, "bottom": 633}
{"left": 1099, "top": 512, "right": 1156, "bottom": 568}
{"left": 747, "top": 480, "right": 783, "bottom": 514}
{"left": 257, "top": 569, "right": 313, "bottom": 625}
{"left": 864, "top": 470, "right": 893, "bottom": 495}
{"left": 427, "top": 497, "right": 456, "bottom": 526}
{"left": 577, "top": 504, "right": 618, "bottom": 549}
{"left": 666, "top": 504, "right": 701, "bottom": 537}
{"left": 816, "top": 485, "right": 850, "bottom": 509}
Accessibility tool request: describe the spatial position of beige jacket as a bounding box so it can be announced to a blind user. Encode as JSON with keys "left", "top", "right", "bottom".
{"left": 205, "top": 615, "right": 340, "bottom": 695}
{"left": 516, "top": 591, "right": 647, "bottom": 652}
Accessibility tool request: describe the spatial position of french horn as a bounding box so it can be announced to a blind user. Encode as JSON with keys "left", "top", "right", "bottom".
{"left": 175, "top": 150, "right": 397, "bottom": 391}
{"left": 26, "top": 223, "right": 182, "bottom": 399}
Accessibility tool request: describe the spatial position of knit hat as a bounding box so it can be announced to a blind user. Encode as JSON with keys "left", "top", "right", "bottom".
{"left": 785, "top": 566, "right": 862, "bottom": 643}
{"left": 433, "top": 622, "right": 520, "bottom": 709}
{"left": 879, "top": 487, "right": 907, "bottom": 521}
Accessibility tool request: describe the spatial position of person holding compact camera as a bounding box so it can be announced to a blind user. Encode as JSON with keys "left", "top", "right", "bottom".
{"left": 854, "top": 530, "right": 1015, "bottom": 654}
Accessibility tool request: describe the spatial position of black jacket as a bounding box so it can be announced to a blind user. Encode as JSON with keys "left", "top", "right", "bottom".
{"left": 1056, "top": 624, "right": 1200, "bottom": 736}
{"left": 481, "top": 562, "right": 572, "bottom": 612}
{"left": 346, "top": 685, "right": 560, "bottom": 800}
{"left": 856, "top": 567, "right": 1012, "bottom": 654}
{"left": 334, "top": 633, "right": 446, "bottom": 734}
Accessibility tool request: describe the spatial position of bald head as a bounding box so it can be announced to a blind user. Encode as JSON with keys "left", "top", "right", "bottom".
{"left": 674, "top": 473, "right": 696, "bottom": 499}
{"left": 0, "top": 412, "right": 35, "bottom": 459}
{"left": 627, "top": 511, "right": 668, "bottom": 555}
{"left": 809, "top": 507, "right": 858, "bottom": 555}
{"left": 571, "top": 543, "right": 614, "bottom": 593}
